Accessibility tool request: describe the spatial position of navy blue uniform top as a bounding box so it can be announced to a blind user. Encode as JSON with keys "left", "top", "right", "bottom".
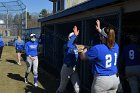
{"left": 14, "top": 40, "right": 25, "bottom": 50}
{"left": 63, "top": 35, "right": 78, "bottom": 67}
{"left": 25, "top": 41, "right": 38, "bottom": 56}
{"left": 0, "top": 37, "right": 4, "bottom": 47}
{"left": 86, "top": 43, "right": 119, "bottom": 76}
{"left": 123, "top": 44, "right": 140, "bottom": 66}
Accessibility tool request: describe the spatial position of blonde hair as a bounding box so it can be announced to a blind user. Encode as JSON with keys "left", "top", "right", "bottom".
{"left": 17, "top": 36, "right": 21, "bottom": 41}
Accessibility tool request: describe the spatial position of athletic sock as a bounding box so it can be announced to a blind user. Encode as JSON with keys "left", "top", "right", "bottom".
{"left": 34, "top": 74, "right": 38, "bottom": 84}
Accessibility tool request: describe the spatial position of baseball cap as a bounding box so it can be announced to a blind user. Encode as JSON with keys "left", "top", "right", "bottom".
{"left": 30, "top": 33, "right": 36, "bottom": 38}
{"left": 30, "top": 33, "right": 36, "bottom": 37}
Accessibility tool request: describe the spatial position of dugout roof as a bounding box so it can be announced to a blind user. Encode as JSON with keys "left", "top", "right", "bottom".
{"left": 39, "top": 0, "right": 122, "bottom": 22}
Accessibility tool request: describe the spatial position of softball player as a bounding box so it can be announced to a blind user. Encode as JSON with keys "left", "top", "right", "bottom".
{"left": 14, "top": 36, "right": 24, "bottom": 65}
{"left": 0, "top": 35, "right": 4, "bottom": 61}
{"left": 123, "top": 34, "right": 140, "bottom": 93}
{"left": 56, "top": 26, "right": 80, "bottom": 93}
{"left": 24, "top": 33, "right": 39, "bottom": 87}
{"left": 80, "top": 20, "right": 120, "bottom": 93}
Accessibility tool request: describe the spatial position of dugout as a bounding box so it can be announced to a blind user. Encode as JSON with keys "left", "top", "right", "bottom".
{"left": 40, "top": 21, "right": 82, "bottom": 76}
{"left": 39, "top": 0, "right": 140, "bottom": 92}
{"left": 122, "top": 11, "right": 140, "bottom": 48}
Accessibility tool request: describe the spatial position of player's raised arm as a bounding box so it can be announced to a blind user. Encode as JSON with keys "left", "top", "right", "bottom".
{"left": 73, "top": 25, "right": 79, "bottom": 36}
{"left": 96, "top": 20, "right": 108, "bottom": 38}
{"left": 96, "top": 19, "right": 101, "bottom": 33}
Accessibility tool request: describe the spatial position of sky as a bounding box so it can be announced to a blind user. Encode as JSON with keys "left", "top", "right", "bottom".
{"left": 21, "top": 0, "right": 53, "bottom": 13}
{"left": 0, "top": 0, "right": 53, "bottom": 13}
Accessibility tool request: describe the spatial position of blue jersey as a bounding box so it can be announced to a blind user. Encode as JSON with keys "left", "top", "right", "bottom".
{"left": 0, "top": 37, "right": 4, "bottom": 47}
{"left": 14, "top": 40, "right": 24, "bottom": 50}
{"left": 123, "top": 44, "right": 140, "bottom": 66}
{"left": 63, "top": 35, "right": 78, "bottom": 67}
{"left": 25, "top": 41, "right": 38, "bottom": 56}
{"left": 86, "top": 43, "right": 119, "bottom": 76}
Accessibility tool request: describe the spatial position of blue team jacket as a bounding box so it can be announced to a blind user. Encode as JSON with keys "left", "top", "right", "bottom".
{"left": 86, "top": 43, "right": 119, "bottom": 76}
{"left": 14, "top": 40, "right": 24, "bottom": 50}
{"left": 0, "top": 37, "right": 4, "bottom": 47}
{"left": 25, "top": 41, "right": 38, "bottom": 56}
{"left": 63, "top": 35, "right": 78, "bottom": 67}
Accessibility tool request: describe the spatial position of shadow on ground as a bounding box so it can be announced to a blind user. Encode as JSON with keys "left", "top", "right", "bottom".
{"left": 7, "top": 73, "right": 24, "bottom": 81}
{"left": 7, "top": 73, "right": 48, "bottom": 93}
{"left": 25, "top": 85, "right": 47, "bottom": 93}
{"left": 6, "top": 59, "right": 17, "bottom": 65}
{"left": 7, "top": 73, "right": 33, "bottom": 86}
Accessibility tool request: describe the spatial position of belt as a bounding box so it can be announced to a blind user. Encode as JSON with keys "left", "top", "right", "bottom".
{"left": 94, "top": 73, "right": 119, "bottom": 77}
{"left": 31, "top": 56, "right": 37, "bottom": 57}
{"left": 28, "top": 55, "right": 37, "bottom": 57}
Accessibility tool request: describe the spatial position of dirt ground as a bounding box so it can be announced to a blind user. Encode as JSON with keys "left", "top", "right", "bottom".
{"left": 0, "top": 46, "right": 71, "bottom": 93}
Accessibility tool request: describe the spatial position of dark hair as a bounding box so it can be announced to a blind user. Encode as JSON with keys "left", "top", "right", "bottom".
{"left": 104, "top": 27, "right": 115, "bottom": 49}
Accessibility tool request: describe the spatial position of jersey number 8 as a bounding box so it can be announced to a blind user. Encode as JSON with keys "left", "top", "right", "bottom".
{"left": 129, "top": 50, "right": 134, "bottom": 60}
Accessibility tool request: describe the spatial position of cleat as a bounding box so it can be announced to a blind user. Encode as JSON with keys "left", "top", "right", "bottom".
{"left": 34, "top": 83, "right": 38, "bottom": 87}
{"left": 17, "top": 62, "right": 21, "bottom": 65}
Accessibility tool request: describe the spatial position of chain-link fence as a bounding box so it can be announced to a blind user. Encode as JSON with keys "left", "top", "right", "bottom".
{"left": 0, "top": 0, "right": 27, "bottom": 46}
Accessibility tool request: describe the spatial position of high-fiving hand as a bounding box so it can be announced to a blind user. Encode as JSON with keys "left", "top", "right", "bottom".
{"left": 96, "top": 20, "right": 101, "bottom": 32}
{"left": 73, "top": 26, "right": 79, "bottom": 36}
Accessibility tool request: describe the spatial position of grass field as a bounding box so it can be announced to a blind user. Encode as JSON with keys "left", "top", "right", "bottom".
{"left": 0, "top": 46, "right": 72, "bottom": 93}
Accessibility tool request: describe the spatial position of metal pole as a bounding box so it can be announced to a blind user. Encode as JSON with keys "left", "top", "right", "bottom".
{"left": 118, "top": 8, "right": 123, "bottom": 46}
{"left": 25, "top": 8, "right": 27, "bottom": 29}
{"left": 6, "top": 10, "right": 9, "bottom": 45}
{"left": 20, "top": 13, "right": 22, "bottom": 36}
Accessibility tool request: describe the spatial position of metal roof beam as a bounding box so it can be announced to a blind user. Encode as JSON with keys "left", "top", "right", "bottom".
{"left": 0, "top": 0, "right": 26, "bottom": 12}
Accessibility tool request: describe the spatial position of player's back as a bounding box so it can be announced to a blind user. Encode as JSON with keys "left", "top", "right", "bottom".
{"left": 124, "top": 44, "right": 140, "bottom": 66}
{"left": 93, "top": 43, "right": 119, "bottom": 76}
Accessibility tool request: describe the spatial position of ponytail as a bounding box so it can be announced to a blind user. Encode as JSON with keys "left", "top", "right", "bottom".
{"left": 104, "top": 27, "right": 115, "bottom": 49}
